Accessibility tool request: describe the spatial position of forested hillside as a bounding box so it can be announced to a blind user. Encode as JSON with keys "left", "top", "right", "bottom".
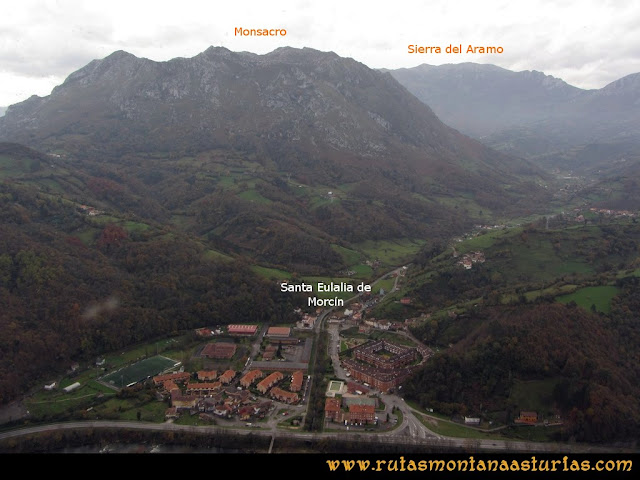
{"left": 396, "top": 219, "right": 640, "bottom": 443}
{"left": 405, "top": 302, "right": 640, "bottom": 443}
{"left": 0, "top": 149, "right": 301, "bottom": 403}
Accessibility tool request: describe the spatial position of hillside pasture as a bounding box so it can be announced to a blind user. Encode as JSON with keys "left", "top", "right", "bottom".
{"left": 556, "top": 285, "right": 620, "bottom": 314}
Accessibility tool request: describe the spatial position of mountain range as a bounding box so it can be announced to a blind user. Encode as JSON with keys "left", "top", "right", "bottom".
{"left": 385, "top": 63, "right": 640, "bottom": 173}
{"left": 387, "top": 63, "right": 640, "bottom": 175}
{"left": 0, "top": 47, "right": 552, "bottom": 271}
{"left": 0, "top": 48, "right": 542, "bottom": 179}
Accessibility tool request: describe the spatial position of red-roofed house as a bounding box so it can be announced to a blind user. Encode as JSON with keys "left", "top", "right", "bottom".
{"left": 185, "top": 382, "right": 222, "bottom": 395}
{"left": 195, "top": 327, "right": 214, "bottom": 337}
{"left": 257, "top": 371, "right": 283, "bottom": 394}
{"left": 153, "top": 372, "right": 190, "bottom": 385}
{"left": 213, "top": 404, "right": 233, "bottom": 418}
{"left": 515, "top": 411, "right": 538, "bottom": 425}
{"left": 240, "top": 369, "right": 263, "bottom": 388}
{"left": 162, "top": 380, "right": 180, "bottom": 394}
{"left": 197, "top": 370, "right": 217, "bottom": 381}
{"left": 325, "top": 398, "right": 342, "bottom": 422}
{"left": 227, "top": 324, "right": 258, "bottom": 336}
{"left": 219, "top": 370, "right": 236, "bottom": 385}
{"left": 267, "top": 326, "right": 291, "bottom": 338}
{"left": 290, "top": 371, "right": 304, "bottom": 392}
{"left": 170, "top": 391, "right": 198, "bottom": 410}
{"left": 262, "top": 345, "right": 277, "bottom": 361}
{"left": 165, "top": 407, "right": 179, "bottom": 420}
{"left": 201, "top": 342, "right": 237, "bottom": 359}
{"left": 348, "top": 404, "right": 376, "bottom": 425}
{"left": 238, "top": 405, "right": 255, "bottom": 421}
{"left": 270, "top": 387, "right": 299, "bottom": 404}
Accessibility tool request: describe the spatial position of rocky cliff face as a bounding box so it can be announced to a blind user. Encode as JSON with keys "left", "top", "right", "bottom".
{"left": 0, "top": 47, "right": 542, "bottom": 179}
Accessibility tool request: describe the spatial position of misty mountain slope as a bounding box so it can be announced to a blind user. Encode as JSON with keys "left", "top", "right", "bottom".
{"left": 387, "top": 63, "right": 584, "bottom": 138}
{"left": 388, "top": 64, "right": 640, "bottom": 173}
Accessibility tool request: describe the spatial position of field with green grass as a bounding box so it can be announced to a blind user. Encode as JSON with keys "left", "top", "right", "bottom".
{"left": 252, "top": 265, "right": 292, "bottom": 280}
{"left": 99, "top": 396, "right": 168, "bottom": 422}
{"left": 0, "top": 154, "right": 36, "bottom": 178}
{"left": 332, "top": 244, "right": 362, "bottom": 265}
{"left": 417, "top": 414, "right": 506, "bottom": 440}
{"left": 25, "top": 380, "right": 116, "bottom": 419}
{"left": 506, "top": 240, "right": 593, "bottom": 282}
{"left": 508, "top": 378, "right": 561, "bottom": 418}
{"left": 501, "top": 283, "right": 577, "bottom": 304}
{"left": 372, "top": 276, "right": 395, "bottom": 294}
{"left": 355, "top": 238, "right": 425, "bottom": 267}
{"left": 101, "top": 355, "right": 179, "bottom": 388}
{"left": 203, "top": 249, "right": 233, "bottom": 262}
{"left": 454, "top": 228, "right": 515, "bottom": 253}
{"left": 237, "top": 188, "right": 273, "bottom": 204}
{"left": 122, "top": 220, "right": 151, "bottom": 234}
{"left": 556, "top": 285, "right": 620, "bottom": 314}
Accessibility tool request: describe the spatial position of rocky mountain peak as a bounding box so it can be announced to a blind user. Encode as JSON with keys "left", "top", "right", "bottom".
{"left": 598, "top": 72, "right": 640, "bottom": 98}
{"left": 0, "top": 46, "right": 547, "bottom": 194}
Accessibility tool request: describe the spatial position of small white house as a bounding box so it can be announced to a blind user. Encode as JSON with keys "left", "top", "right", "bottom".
{"left": 44, "top": 382, "right": 56, "bottom": 391}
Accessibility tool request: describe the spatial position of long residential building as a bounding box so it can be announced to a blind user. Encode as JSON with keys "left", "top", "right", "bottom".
{"left": 240, "top": 369, "right": 263, "bottom": 388}
{"left": 347, "top": 404, "right": 376, "bottom": 425}
{"left": 153, "top": 372, "right": 190, "bottom": 386}
{"left": 256, "top": 371, "right": 283, "bottom": 394}
{"left": 270, "top": 387, "right": 299, "bottom": 404}
{"left": 290, "top": 370, "right": 304, "bottom": 392}
{"left": 185, "top": 382, "right": 223, "bottom": 395}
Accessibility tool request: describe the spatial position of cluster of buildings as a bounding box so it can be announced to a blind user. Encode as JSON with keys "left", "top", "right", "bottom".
{"left": 364, "top": 259, "right": 381, "bottom": 269}
{"left": 297, "top": 312, "right": 317, "bottom": 329}
{"left": 565, "top": 207, "right": 637, "bottom": 224}
{"left": 153, "top": 367, "right": 305, "bottom": 421}
{"left": 587, "top": 207, "right": 636, "bottom": 218}
{"left": 456, "top": 251, "right": 486, "bottom": 269}
{"left": 324, "top": 394, "right": 378, "bottom": 426}
{"left": 78, "top": 204, "right": 104, "bottom": 216}
{"left": 358, "top": 318, "right": 407, "bottom": 332}
{"left": 514, "top": 411, "right": 538, "bottom": 425}
{"left": 341, "top": 340, "right": 429, "bottom": 393}
{"left": 195, "top": 327, "right": 223, "bottom": 337}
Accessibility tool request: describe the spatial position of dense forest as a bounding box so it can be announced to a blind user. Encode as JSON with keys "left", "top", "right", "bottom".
{"left": 405, "top": 302, "right": 640, "bottom": 443}
{"left": 399, "top": 220, "right": 640, "bottom": 444}
{"left": 0, "top": 176, "right": 302, "bottom": 404}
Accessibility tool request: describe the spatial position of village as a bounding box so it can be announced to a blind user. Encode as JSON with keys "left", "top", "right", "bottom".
{"left": 153, "top": 367, "right": 306, "bottom": 424}
{"left": 153, "top": 271, "right": 432, "bottom": 429}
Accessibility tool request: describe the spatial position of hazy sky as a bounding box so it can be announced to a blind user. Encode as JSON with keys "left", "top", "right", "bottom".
{"left": 1, "top": 0, "right": 639, "bottom": 106}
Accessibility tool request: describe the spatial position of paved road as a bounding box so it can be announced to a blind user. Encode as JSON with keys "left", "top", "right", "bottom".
{"left": 0, "top": 419, "right": 628, "bottom": 454}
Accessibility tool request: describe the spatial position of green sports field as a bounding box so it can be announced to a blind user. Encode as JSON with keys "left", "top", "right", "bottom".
{"left": 101, "top": 355, "right": 180, "bottom": 388}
